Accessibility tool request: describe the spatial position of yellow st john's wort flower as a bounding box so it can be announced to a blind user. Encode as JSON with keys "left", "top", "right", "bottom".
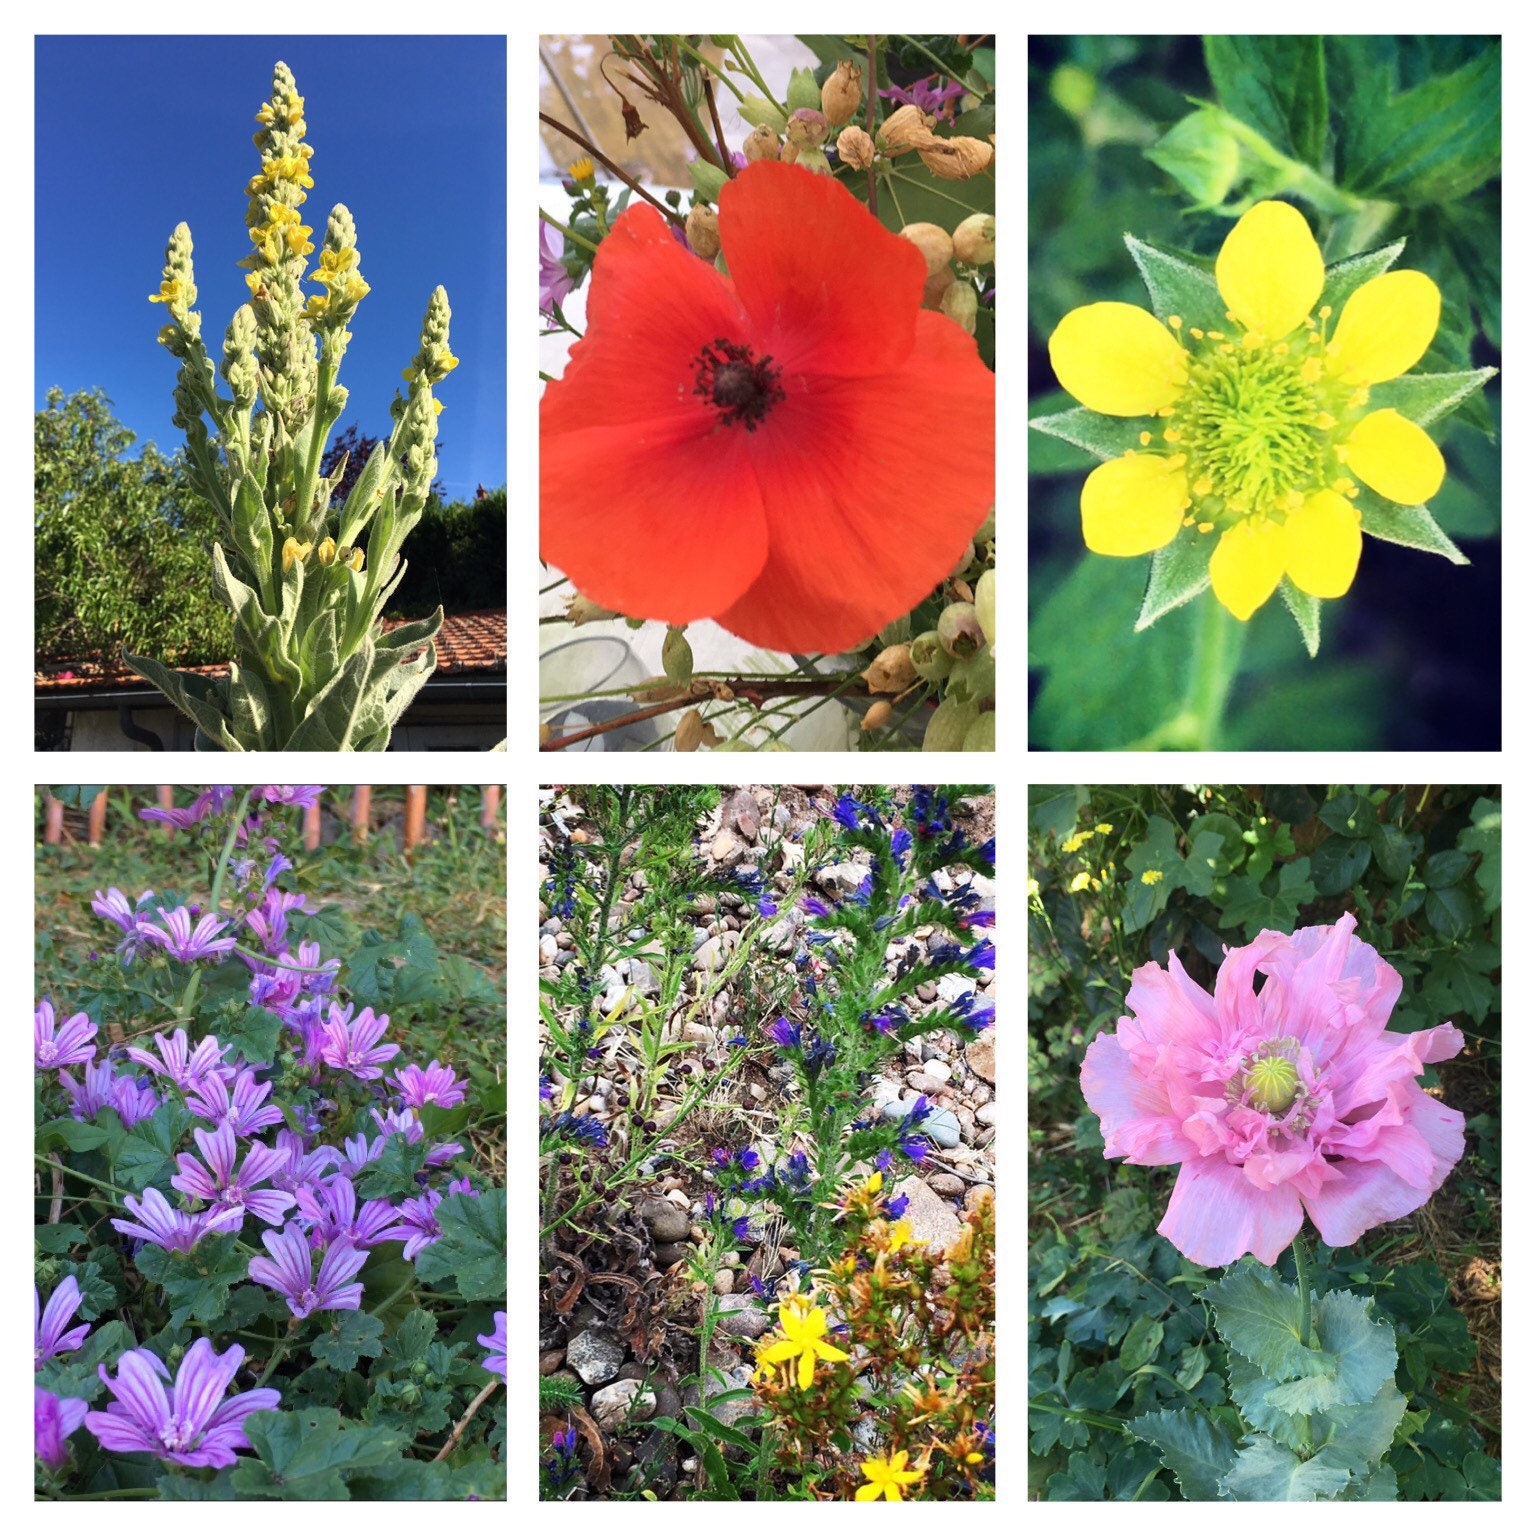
{"left": 855, "top": 1450, "right": 925, "bottom": 1502}
{"left": 757, "top": 1302, "right": 850, "bottom": 1390}
{"left": 1045, "top": 200, "right": 1457, "bottom": 622}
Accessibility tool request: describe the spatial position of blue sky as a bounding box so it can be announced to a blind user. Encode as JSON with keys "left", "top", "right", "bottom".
{"left": 36, "top": 35, "right": 506, "bottom": 499}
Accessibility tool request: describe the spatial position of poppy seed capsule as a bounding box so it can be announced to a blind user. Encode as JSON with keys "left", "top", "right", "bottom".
{"left": 821, "top": 60, "right": 863, "bottom": 127}
{"left": 861, "top": 699, "right": 894, "bottom": 732}
{"left": 923, "top": 695, "right": 979, "bottom": 750}
{"left": 953, "top": 213, "right": 995, "bottom": 266}
{"left": 921, "top": 267, "right": 955, "bottom": 311}
{"left": 686, "top": 205, "right": 721, "bottom": 260}
{"left": 918, "top": 135, "right": 995, "bottom": 182}
{"left": 975, "top": 569, "right": 996, "bottom": 647}
{"left": 739, "top": 95, "right": 789, "bottom": 134}
{"left": 662, "top": 626, "right": 694, "bottom": 683}
{"left": 938, "top": 601, "right": 984, "bottom": 658}
{"left": 743, "top": 124, "right": 780, "bottom": 163}
{"left": 900, "top": 222, "right": 953, "bottom": 278}
{"left": 836, "top": 125, "right": 875, "bottom": 171}
{"left": 567, "top": 593, "right": 620, "bottom": 625}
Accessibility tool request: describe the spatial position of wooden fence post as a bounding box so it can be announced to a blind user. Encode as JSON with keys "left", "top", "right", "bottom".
{"left": 404, "top": 786, "right": 428, "bottom": 853}
{"left": 351, "top": 786, "right": 372, "bottom": 843}
{"left": 44, "top": 792, "right": 64, "bottom": 845}
{"left": 481, "top": 785, "right": 501, "bottom": 832}
{"left": 303, "top": 801, "right": 322, "bottom": 851}
{"left": 87, "top": 790, "right": 107, "bottom": 847}
{"left": 156, "top": 786, "right": 175, "bottom": 836}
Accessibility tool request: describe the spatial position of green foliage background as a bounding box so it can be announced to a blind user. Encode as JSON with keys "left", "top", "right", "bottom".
{"left": 1029, "top": 37, "right": 1501, "bottom": 750}
{"left": 1027, "top": 784, "right": 1500, "bottom": 1501}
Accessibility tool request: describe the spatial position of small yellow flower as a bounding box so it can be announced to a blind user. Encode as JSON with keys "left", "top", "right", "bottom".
{"left": 316, "top": 537, "right": 338, "bottom": 566}
{"left": 348, "top": 548, "right": 365, "bottom": 572}
{"left": 1095, "top": 822, "right": 1113, "bottom": 834}
{"left": 1140, "top": 869, "right": 1164, "bottom": 886}
{"left": 148, "top": 279, "right": 183, "bottom": 307}
{"left": 1069, "top": 871, "right": 1091, "bottom": 893}
{"left": 1044, "top": 199, "right": 1460, "bottom": 622}
{"left": 855, "top": 1450, "right": 924, "bottom": 1502}
{"left": 757, "top": 1302, "right": 849, "bottom": 1391}
{"left": 1061, "top": 831, "right": 1090, "bottom": 854}
{"left": 569, "top": 155, "right": 596, "bottom": 184}
{"left": 882, "top": 1219, "right": 912, "bottom": 1254}
{"left": 281, "top": 537, "right": 312, "bottom": 572}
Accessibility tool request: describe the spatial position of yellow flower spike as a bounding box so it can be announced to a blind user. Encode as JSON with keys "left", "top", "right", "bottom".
{"left": 1343, "top": 407, "right": 1446, "bottom": 504}
{"left": 855, "top": 1450, "right": 925, "bottom": 1502}
{"left": 758, "top": 1304, "right": 850, "bottom": 1391}
{"left": 1283, "top": 489, "right": 1362, "bottom": 599}
{"left": 1210, "top": 518, "right": 1286, "bottom": 621}
{"left": 1214, "top": 203, "right": 1324, "bottom": 339}
{"left": 1080, "top": 452, "right": 1188, "bottom": 557}
{"left": 1048, "top": 301, "right": 1188, "bottom": 416}
{"left": 1330, "top": 269, "right": 1441, "bottom": 384}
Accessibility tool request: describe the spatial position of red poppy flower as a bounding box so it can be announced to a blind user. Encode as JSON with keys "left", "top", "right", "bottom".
{"left": 540, "top": 161, "right": 994, "bottom": 653}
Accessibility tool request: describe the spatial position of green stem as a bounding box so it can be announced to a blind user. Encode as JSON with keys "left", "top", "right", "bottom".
{"left": 724, "top": 36, "right": 776, "bottom": 102}
{"left": 179, "top": 789, "right": 254, "bottom": 1021}
{"left": 295, "top": 359, "right": 336, "bottom": 545}
{"left": 1292, "top": 1232, "right": 1312, "bottom": 1349}
{"left": 254, "top": 1338, "right": 290, "bottom": 1389}
{"left": 539, "top": 209, "right": 598, "bottom": 256}
{"left": 32, "top": 1154, "right": 133, "bottom": 1200}
{"left": 1185, "top": 595, "right": 1243, "bottom": 748}
{"left": 370, "top": 1274, "right": 420, "bottom": 1317}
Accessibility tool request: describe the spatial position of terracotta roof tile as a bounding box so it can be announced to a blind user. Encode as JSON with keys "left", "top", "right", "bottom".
{"left": 35, "top": 610, "right": 506, "bottom": 695}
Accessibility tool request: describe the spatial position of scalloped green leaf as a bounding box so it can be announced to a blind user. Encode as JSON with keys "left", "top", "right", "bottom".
{"left": 1220, "top": 1436, "right": 1353, "bottom": 1501}
{"left": 1314, "top": 1380, "right": 1408, "bottom": 1475}
{"left": 1203, "top": 1262, "right": 1332, "bottom": 1382}
{"left": 1227, "top": 1352, "right": 1312, "bottom": 1452}
{"left": 1128, "top": 1407, "right": 1237, "bottom": 1501}
{"left": 412, "top": 1189, "right": 506, "bottom": 1301}
{"left": 309, "top": 1308, "right": 386, "bottom": 1372}
{"left": 230, "top": 1407, "right": 413, "bottom": 1499}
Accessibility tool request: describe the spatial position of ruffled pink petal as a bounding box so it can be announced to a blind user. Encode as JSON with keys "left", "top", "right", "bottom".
{"left": 1158, "top": 1155, "right": 1304, "bottom": 1266}
{"left": 1123, "top": 951, "right": 1222, "bottom": 1048}
{"left": 1302, "top": 1088, "right": 1464, "bottom": 1247}
{"left": 1330, "top": 1022, "right": 1464, "bottom": 1116}
{"left": 1080, "top": 1033, "right": 1194, "bottom": 1165}
{"left": 1213, "top": 931, "right": 1292, "bottom": 1043}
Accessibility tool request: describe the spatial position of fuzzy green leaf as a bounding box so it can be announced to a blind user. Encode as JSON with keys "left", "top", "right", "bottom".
{"left": 1367, "top": 367, "right": 1498, "bottom": 431}
{"left": 1125, "top": 235, "right": 1226, "bottom": 330}
{"left": 1137, "top": 527, "right": 1212, "bottom": 631}
{"left": 1029, "top": 405, "right": 1147, "bottom": 463}
{"left": 136, "top": 1235, "right": 247, "bottom": 1328}
{"left": 112, "top": 1102, "right": 195, "bottom": 1192}
{"left": 309, "top": 1309, "right": 386, "bottom": 1372}
{"left": 1205, "top": 36, "right": 1328, "bottom": 166}
{"left": 1318, "top": 240, "right": 1405, "bottom": 314}
{"left": 1357, "top": 492, "right": 1468, "bottom": 564}
{"left": 230, "top": 1407, "right": 413, "bottom": 1499}
{"left": 1279, "top": 577, "right": 1321, "bottom": 658}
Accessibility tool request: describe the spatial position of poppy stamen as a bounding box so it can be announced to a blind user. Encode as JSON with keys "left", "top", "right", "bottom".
{"left": 693, "top": 338, "right": 784, "bottom": 432}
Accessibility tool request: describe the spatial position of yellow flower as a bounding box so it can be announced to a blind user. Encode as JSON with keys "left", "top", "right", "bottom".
{"left": 1069, "top": 871, "right": 1091, "bottom": 893}
{"left": 148, "top": 279, "right": 183, "bottom": 307}
{"left": 1061, "top": 831, "right": 1090, "bottom": 853}
{"left": 1046, "top": 200, "right": 1454, "bottom": 621}
{"left": 1027, "top": 876, "right": 1041, "bottom": 899}
{"left": 316, "top": 537, "right": 338, "bottom": 566}
{"left": 757, "top": 1302, "right": 850, "bottom": 1390}
{"left": 1140, "top": 869, "right": 1164, "bottom": 886}
{"left": 281, "top": 537, "right": 312, "bottom": 572}
{"left": 1095, "top": 822, "right": 1113, "bottom": 834}
{"left": 855, "top": 1450, "right": 924, "bottom": 1502}
{"left": 882, "top": 1219, "right": 912, "bottom": 1254}
{"left": 568, "top": 155, "right": 596, "bottom": 184}
{"left": 348, "top": 548, "right": 365, "bottom": 572}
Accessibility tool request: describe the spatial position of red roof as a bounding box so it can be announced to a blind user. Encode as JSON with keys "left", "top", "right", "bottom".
{"left": 35, "top": 610, "right": 506, "bottom": 695}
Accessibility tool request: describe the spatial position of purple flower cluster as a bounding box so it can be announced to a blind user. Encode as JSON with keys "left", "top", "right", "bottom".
{"left": 879, "top": 74, "right": 969, "bottom": 119}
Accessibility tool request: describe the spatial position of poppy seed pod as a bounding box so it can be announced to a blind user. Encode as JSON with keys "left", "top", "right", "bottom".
{"left": 786, "top": 109, "right": 829, "bottom": 152}
{"left": 743, "top": 123, "right": 780, "bottom": 163}
{"left": 688, "top": 158, "right": 730, "bottom": 204}
{"left": 937, "top": 601, "right": 984, "bottom": 658}
{"left": 921, "top": 267, "right": 956, "bottom": 311}
{"left": 941, "top": 281, "right": 979, "bottom": 335}
{"left": 861, "top": 699, "right": 894, "bottom": 732}
{"left": 953, "top": 212, "right": 995, "bottom": 266}
{"left": 686, "top": 204, "right": 721, "bottom": 260}
{"left": 877, "top": 104, "right": 935, "bottom": 155}
{"left": 917, "top": 135, "right": 995, "bottom": 181}
{"left": 820, "top": 60, "right": 863, "bottom": 127}
{"left": 836, "top": 125, "right": 875, "bottom": 170}
{"left": 900, "top": 222, "right": 953, "bottom": 278}
{"left": 962, "top": 710, "right": 995, "bottom": 751}
{"left": 860, "top": 643, "right": 917, "bottom": 695}
{"left": 566, "top": 593, "right": 620, "bottom": 626}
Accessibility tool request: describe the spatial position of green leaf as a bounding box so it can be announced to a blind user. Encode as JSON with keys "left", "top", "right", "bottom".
{"left": 1423, "top": 849, "right": 1473, "bottom": 889}
{"left": 279, "top": 646, "right": 374, "bottom": 751}
{"left": 124, "top": 653, "right": 242, "bottom": 750}
{"left": 46, "top": 785, "right": 108, "bottom": 810}
{"left": 1127, "top": 1407, "right": 1237, "bottom": 1501}
{"left": 353, "top": 1133, "right": 429, "bottom": 1201}
{"left": 1125, "top": 234, "right": 1227, "bottom": 330}
{"left": 35, "top": 1319, "right": 133, "bottom": 1403}
{"left": 37, "top": 1116, "right": 115, "bottom": 1152}
{"left": 1368, "top": 368, "right": 1499, "bottom": 430}
{"left": 1330, "top": 38, "right": 1501, "bottom": 205}
{"left": 1227, "top": 1353, "right": 1312, "bottom": 1452}
{"left": 1205, "top": 35, "right": 1327, "bottom": 165}
{"left": 1181, "top": 831, "right": 1228, "bottom": 898}
{"left": 1370, "top": 823, "right": 1414, "bottom": 882}
{"left": 686, "top": 1404, "right": 764, "bottom": 1454}
{"left": 1457, "top": 796, "right": 1501, "bottom": 913}
{"left": 412, "top": 1189, "right": 506, "bottom": 1301}
{"left": 135, "top": 1235, "right": 247, "bottom": 1327}
{"left": 1317, "top": 1380, "right": 1409, "bottom": 1475}
{"left": 1218, "top": 860, "right": 1316, "bottom": 939}
{"left": 1425, "top": 883, "right": 1479, "bottom": 937}
{"left": 1203, "top": 1262, "right": 1332, "bottom": 1382}
{"left": 1279, "top": 577, "right": 1320, "bottom": 657}
{"left": 1317, "top": 791, "right": 1372, "bottom": 837}
{"left": 383, "top": 1308, "right": 438, "bottom": 1367}
{"left": 1186, "top": 814, "right": 1246, "bottom": 876}
{"left": 1029, "top": 406, "right": 1146, "bottom": 464}
{"left": 1120, "top": 1313, "right": 1165, "bottom": 1373}
{"left": 112, "top": 1102, "right": 194, "bottom": 1192}
{"left": 1309, "top": 836, "right": 1371, "bottom": 896}
{"left": 1046, "top": 1450, "right": 1107, "bottom": 1500}
{"left": 36, "top": 1222, "right": 89, "bottom": 1254}
{"left": 1124, "top": 817, "right": 1184, "bottom": 931}
{"left": 230, "top": 1407, "right": 413, "bottom": 1499}
{"left": 1421, "top": 943, "right": 1497, "bottom": 1024}
{"left": 1461, "top": 1450, "right": 1501, "bottom": 1499}
{"left": 1219, "top": 1436, "right": 1353, "bottom": 1501}
{"left": 1263, "top": 1289, "right": 1397, "bottom": 1414}
{"left": 309, "top": 1309, "right": 386, "bottom": 1372}
{"left": 224, "top": 1006, "right": 283, "bottom": 1067}
{"left": 1318, "top": 241, "right": 1404, "bottom": 315}
{"left": 1137, "top": 526, "right": 1212, "bottom": 631}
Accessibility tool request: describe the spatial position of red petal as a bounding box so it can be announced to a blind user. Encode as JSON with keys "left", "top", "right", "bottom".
{"left": 719, "top": 162, "right": 926, "bottom": 379}
{"left": 541, "top": 416, "right": 769, "bottom": 624}
{"left": 542, "top": 201, "right": 747, "bottom": 435}
{"left": 717, "top": 311, "right": 994, "bottom": 653}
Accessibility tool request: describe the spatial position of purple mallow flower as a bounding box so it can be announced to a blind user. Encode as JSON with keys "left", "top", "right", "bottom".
{"left": 320, "top": 1003, "right": 400, "bottom": 1081}
{"left": 112, "top": 1075, "right": 162, "bottom": 1127}
{"left": 295, "top": 1175, "right": 407, "bottom": 1249}
{"left": 142, "top": 906, "right": 238, "bottom": 963}
{"left": 85, "top": 1339, "right": 280, "bottom": 1468}
{"left": 91, "top": 886, "right": 156, "bottom": 960}
{"left": 35, "top": 1275, "right": 91, "bottom": 1368}
{"left": 880, "top": 74, "right": 969, "bottom": 119}
{"left": 393, "top": 1189, "right": 445, "bottom": 1259}
{"left": 171, "top": 1120, "right": 296, "bottom": 1227}
{"left": 248, "top": 1223, "right": 367, "bottom": 1318}
{"left": 186, "top": 1067, "right": 285, "bottom": 1137}
{"left": 267, "top": 1129, "right": 339, "bottom": 1198}
{"left": 58, "top": 1058, "right": 116, "bottom": 1120}
{"left": 138, "top": 787, "right": 232, "bottom": 831}
{"left": 392, "top": 1059, "right": 468, "bottom": 1110}
{"left": 125, "top": 1027, "right": 228, "bottom": 1092}
{"left": 111, "top": 1185, "right": 242, "bottom": 1254}
{"left": 256, "top": 785, "right": 324, "bottom": 808}
{"left": 477, "top": 1311, "right": 508, "bottom": 1381}
{"left": 34, "top": 999, "right": 97, "bottom": 1072}
{"left": 35, "top": 1387, "right": 90, "bottom": 1470}
{"left": 540, "top": 220, "right": 576, "bottom": 313}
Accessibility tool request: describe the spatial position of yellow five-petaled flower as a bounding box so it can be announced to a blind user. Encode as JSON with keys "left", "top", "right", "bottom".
{"left": 757, "top": 1301, "right": 849, "bottom": 1390}
{"left": 1048, "top": 200, "right": 1449, "bottom": 621}
{"left": 855, "top": 1450, "right": 925, "bottom": 1502}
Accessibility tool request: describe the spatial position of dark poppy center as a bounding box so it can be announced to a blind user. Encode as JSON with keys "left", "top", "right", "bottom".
{"left": 693, "top": 337, "right": 784, "bottom": 432}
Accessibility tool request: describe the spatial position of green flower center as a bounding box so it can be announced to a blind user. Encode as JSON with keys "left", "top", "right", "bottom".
{"left": 1242, "top": 1051, "right": 1300, "bottom": 1114}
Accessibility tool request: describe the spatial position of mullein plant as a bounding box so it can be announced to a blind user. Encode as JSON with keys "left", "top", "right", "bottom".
{"left": 705, "top": 789, "right": 995, "bottom": 1268}
{"left": 749, "top": 1174, "right": 995, "bottom": 1500}
{"left": 130, "top": 63, "right": 456, "bottom": 751}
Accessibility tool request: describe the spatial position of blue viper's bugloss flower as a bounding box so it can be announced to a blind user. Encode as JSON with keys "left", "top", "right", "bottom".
{"left": 891, "top": 826, "right": 913, "bottom": 864}
{"left": 801, "top": 895, "right": 832, "bottom": 918}
{"left": 831, "top": 793, "right": 881, "bottom": 831}
{"left": 85, "top": 1339, "right": 280, "bottom": 1468}
{"left": 766, "top": 1016, "right": 802, "bottom": 1048}
{"left": 887, "top": 1193, "right": 910, "bottom": 1219}
{"left": 551, "top": 1111, "right": 609, "bottom": 1148}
